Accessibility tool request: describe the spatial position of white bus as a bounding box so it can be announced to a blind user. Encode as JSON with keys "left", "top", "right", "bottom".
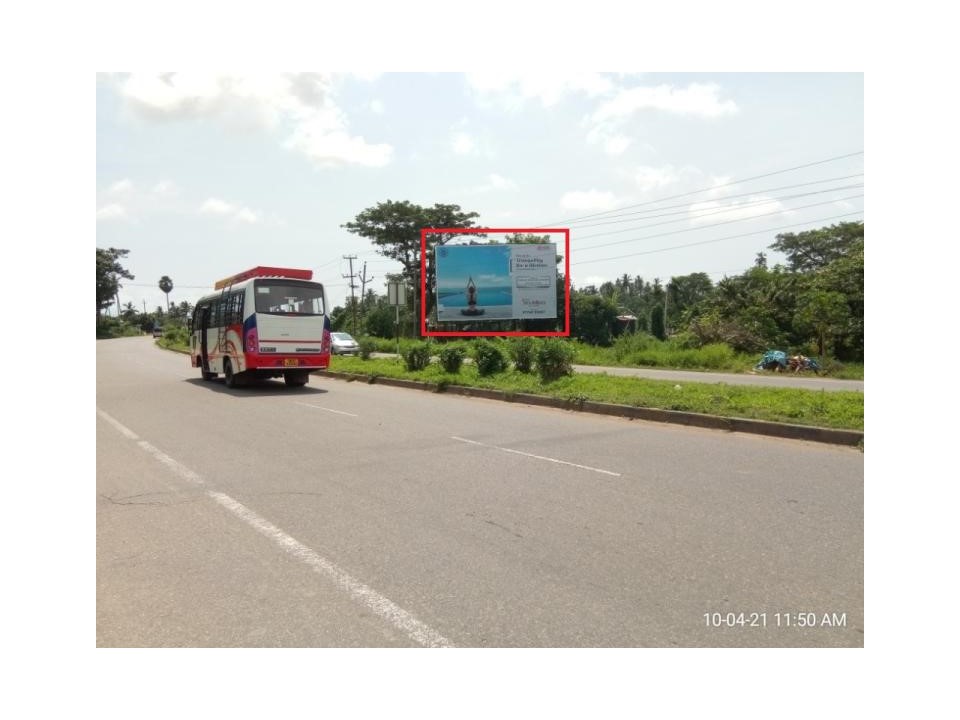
{"left": 190, "top": 266, "right": 331, "bottom": 388}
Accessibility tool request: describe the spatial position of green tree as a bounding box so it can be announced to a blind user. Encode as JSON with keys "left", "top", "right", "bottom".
{"left": 364, "top": 297, "right": 402, "bottom": 338}
{"left": 120, "top": 302, "right": 139, "bottom": 324}
{"left": 650, "top": 303, "right": 666, "bottom": 340}
{"left": 666, "top": 272, "right": 713, "bottom": 328}
{"left": 572, "top": 293, "right": 618, "bottom": 345}
{"left": 159, "top": 276, "right": 174, "bottom": 311}
{"left": 96, "top": 248, "right": 134, "bottom": 323}
{"left": 342, "top": 200, "right": 481, "bottom": 332}
{"left": 794, "top": 290, "right": 850, "bottom": 357}
{"left": 769, "top": 222, "right": 863, "bottom": 272}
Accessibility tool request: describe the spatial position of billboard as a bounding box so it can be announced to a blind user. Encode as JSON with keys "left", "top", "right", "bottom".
{"left": 435, "top": 243, "right": 558, "bottom": 323}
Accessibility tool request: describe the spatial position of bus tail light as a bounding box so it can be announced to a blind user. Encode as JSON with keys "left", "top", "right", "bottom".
{"left": 321, "top": 329, "right": 331, "bottom": 354}
{"left": 246, "top": 328, "right": 258, "bottom": 353}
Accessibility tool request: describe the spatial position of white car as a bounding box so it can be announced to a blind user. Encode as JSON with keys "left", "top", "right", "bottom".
{"left": 330, "top": 332, "right": 360, "bottom": 355}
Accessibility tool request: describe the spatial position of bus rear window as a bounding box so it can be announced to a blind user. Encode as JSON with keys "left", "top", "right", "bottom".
{"left": 254, "top": 280, "right": 325, "bottom": 315}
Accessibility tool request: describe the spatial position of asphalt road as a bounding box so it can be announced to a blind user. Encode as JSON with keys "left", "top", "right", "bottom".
{"left": 97, "top": 336, "right": 863, "bottom": 647}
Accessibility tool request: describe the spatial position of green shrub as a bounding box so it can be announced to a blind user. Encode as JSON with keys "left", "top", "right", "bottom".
{"left": 696, "top": 343, "right": 736, "bottom": 369}
{"left": 358, "top": 338, "right": 376, "bottom": 360}
{"left": 508, "top": 337, "right": 537, "bottom": 373}
{"left": 473, "top": 339, "right": 507, "bottom": 376}
{"left": 536, "top": 339, "right": 574, "bottom": 382}
{"left": 439, "top": 344, "right": 466, "bottom": 373}
{"left": 611, "top": 332, "right": 656, "bottom": 361}
{"left": 401, "top": 341, "right": 432, "bottom": 371}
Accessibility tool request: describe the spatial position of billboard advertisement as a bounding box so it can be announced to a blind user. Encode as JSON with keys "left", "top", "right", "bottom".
{"left": 435, "top": 243, "right": 558, "bottom": 322}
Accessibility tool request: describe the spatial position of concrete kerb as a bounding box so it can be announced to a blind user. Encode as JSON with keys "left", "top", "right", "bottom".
{"left": 321, "top": 370, "right": 863, "bottom": 447}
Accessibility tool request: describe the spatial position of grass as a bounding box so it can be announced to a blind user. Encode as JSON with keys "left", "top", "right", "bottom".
{"left": 151, "top": 334, "right": 864, "bottom": 430}
{"left": 568, "top": 335, "right": 864, "bottom": 380}
{"left": 356, "top": 334, "right": 865, "bottom": 380}
{"left": 328, "top": 356, "right": 864, "bottom": 431}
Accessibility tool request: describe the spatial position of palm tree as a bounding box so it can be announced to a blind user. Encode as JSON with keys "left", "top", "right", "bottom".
{"left": 159, "top": 276, "right": 173, "bottom": 312}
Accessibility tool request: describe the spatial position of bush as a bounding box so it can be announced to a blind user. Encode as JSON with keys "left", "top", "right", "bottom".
{"left": 439, "top": 344, "right": 466, "bottom": 373}
{"left": 611, "top": 332, "right": 656, "bottom": 361}
{"left": 473, "top": 339, "right": 507, "bottom": 376}
{"left": 536, "top": 339, "right": 574, "bottom": 382}
{"left": 358, "top": 338, "right": 377, "bottom": 360}
{"left": 508, "top": 337, "right": 537, "bottom": 373}
{"left": 401, "top": 342, "right": 432, "bottom": 371}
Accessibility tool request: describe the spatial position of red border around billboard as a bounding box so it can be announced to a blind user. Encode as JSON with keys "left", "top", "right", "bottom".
{"left": 420, "top": 228, "right": 570, "bottom": 337}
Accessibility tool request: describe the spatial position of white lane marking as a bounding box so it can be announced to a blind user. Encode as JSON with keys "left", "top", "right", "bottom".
{"left": 97, "top": 408, "right": 140, "bottom": 440}
{"left": 294, "top": 402, "right": 359, "bottom": 417}
{"left": 208, "top": 492, "right": 454, "bottom": 648}
{"left": 96, "top": 407, "right": 454, "bottom": 648}
{"left": 451, "top": 436, "right": 621, "bottom": 477}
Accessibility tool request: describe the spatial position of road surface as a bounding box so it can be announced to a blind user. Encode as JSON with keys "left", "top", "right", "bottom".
{"left": 97, "top": 336, "right": 863, "bottom": 647}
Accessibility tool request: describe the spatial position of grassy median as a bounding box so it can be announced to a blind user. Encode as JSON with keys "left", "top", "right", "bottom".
{"left": 328, "top": 356, "right": 864, "bottom": 431}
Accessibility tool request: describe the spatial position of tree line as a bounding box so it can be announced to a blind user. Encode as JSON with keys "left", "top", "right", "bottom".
{"left": 96, "top": 200, "right": 864, "bottom": 362}
{"left": 341, "top": 200, "right": 863, "bottom": 361}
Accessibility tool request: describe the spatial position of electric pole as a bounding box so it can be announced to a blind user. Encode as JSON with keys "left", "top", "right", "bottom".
{"left": 358, "top": 262, "right": 375, "bottom": 328}
{"left": 342, "top": 255, "right": 358, "bottom": 335}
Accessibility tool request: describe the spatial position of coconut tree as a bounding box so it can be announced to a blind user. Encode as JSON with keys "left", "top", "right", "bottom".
{"left": 158, "top": 276, "right": 174, "bottom": 312}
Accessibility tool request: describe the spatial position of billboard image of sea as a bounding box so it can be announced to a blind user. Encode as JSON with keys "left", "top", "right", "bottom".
{"left": 436, "top": 244, "right": 514, "bottom": 321}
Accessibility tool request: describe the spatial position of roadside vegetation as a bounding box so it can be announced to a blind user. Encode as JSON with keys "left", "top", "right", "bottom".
{"left": 97, "top": 209, "right": 864, "bottom": 407}
{"left": 329, "top": 354, "right": 863, "bottom": 431}
{"left": 145, "top": 330, "right": 862, "bottom": 430}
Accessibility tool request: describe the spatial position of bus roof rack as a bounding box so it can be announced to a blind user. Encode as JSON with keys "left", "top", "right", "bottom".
{"left": 214, "top": 266, "right": 313, "bottom": 290}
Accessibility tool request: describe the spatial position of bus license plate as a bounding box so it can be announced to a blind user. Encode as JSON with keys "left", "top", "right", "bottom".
{"left": 284, "top": 359, "right": 298, "bottom": 367}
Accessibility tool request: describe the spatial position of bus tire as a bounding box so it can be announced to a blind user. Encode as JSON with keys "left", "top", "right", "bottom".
{"left": 284, "top": 371, "right": 309, "bottom": 387}
{"left": 224, "top": 358, "right": 239, "bottom": 388}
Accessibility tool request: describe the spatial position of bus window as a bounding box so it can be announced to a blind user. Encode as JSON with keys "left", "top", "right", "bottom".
{"left": 254, "top": 280, "right": 325, "bottom": 316}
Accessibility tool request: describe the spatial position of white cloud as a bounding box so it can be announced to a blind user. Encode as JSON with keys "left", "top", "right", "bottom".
{"left": 234, "top": 208, "right": 260, "bottom": 224}
{"left": 464, "top": 173, "right": 519, "bottom": 194}
{"left": 96, "top": 203, "right": 127, "bottom": 221}
{"left": 586, "top": 124, "right": 633, "bottom": 155}
{"left": 487, "top": 173, "right": 517, "bottom": 191}
{"left": 634, "top": 165, "right": 686, "bottom": 193}
{"left": 199, "top": 197, "right": 260, "bottom": 223}
{"left": 577, "top": 275, "right": 610, "bottom": 290}
{"left": 370, "top": 99, "right": 385, "bottom": 114}
{"left": 467, "top": 72, "right": 614, "bottom": 109}
{"left": 286, "top": 128, "right": 392, "bottom": 168}
{"left": 592, "top": 83, "right": 739, "bottom": 122}
{"left": 687, "top": 196, "right": 784, "bottom": 224}
{"left": 560, "top": 189, "right": 620, "bottom": 212}
{"left": 152, "top": 180, "right": 179, "bottom": 196}
{"left": 108, "top": 179, "right": 134, "bottom": 195}
{"left": 451, "top": 131, "right": 477, "bottom": 155}
{"left": 200, "top": 198, "right": 235, "bottom": 215}
{"left": 584, "top": 82, "right": 738, "bottom": 158}
{"left": 119, "top": 73, "right": 393, "bottom": 168}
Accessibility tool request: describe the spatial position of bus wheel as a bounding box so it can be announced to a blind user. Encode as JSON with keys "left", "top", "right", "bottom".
{"left": 224, "top": 359, "right": 239, "bottom": 388}
{"left": 284, "top": 370, "right": 309, "bottom": 387}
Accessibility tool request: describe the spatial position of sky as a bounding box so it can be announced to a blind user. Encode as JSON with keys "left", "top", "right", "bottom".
{"left": 96, "top": 72, "right": 863, "bottom": 314}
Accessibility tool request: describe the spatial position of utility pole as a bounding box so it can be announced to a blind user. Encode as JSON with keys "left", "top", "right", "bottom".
{"left": 664, "top": 280, "right": 670, "bottom": 337}
{"left": 358, "top": 262, "right": 375, "bottom": 329}
{"left": 342, "top": 255, "right": 358, "bottom": 335}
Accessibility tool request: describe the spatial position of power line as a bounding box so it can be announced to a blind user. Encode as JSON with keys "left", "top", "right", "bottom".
{"left": 572, "top": 184, "right": 863, "bottom": 242}
{"left": 536, "top": 150, "right": 865, "bottom": 227}
{"left": 576, "top": 194, "right": 864, "bottom": 253}
{"left": 574, "top": 212, "right": 863, "bottom": 265}
{"left": 563, "top": 174, "right": 864, "bottom": 229}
